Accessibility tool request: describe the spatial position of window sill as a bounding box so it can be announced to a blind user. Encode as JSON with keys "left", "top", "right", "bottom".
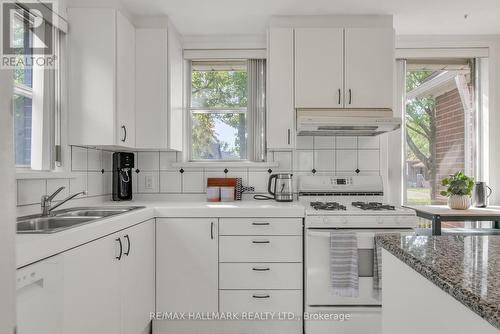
{"left": 171, "top": 161, "right": 279, "bottom": 169}
{"left": 16, "top": 171, "right": 76, "bottom": 180}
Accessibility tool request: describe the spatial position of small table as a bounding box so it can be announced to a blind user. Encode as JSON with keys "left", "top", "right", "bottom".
{"left": 404, "top": 205, "right": 500, "bottom": 235}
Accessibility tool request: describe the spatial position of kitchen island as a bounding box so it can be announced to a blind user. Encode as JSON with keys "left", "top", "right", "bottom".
{"left": 377, "top": 234, "right": 500, "bottom": 333}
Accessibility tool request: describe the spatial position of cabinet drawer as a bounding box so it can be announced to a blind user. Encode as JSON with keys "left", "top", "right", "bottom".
{"left": 220, "top": 263, "right": 302, "bottom": 289}
{"left": 220, "top": 290, "right": 302, "bottom": 314}
{"left": 219, "top": 218, "right": 302, "bottom": 236}
{"left": 219, "top": 236, "right": 302, "bottom": 262}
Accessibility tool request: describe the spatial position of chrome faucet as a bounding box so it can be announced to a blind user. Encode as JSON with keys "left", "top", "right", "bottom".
{"left": 41, "top": 187, "right": 87, "bottom": 216}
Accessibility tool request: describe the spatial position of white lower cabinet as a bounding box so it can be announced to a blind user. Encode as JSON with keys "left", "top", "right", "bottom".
{"left": 62, "top": 220, "right": 154, "bottom": 334}
{"left": 154, "top": 217, "right": 303, "bottom": 334}
{"left": 155, "top": 218, "right": 218, "bottom": 334}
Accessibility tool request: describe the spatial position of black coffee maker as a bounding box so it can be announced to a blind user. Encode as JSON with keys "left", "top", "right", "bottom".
{"left": 112, "top": 152, "right": 134, "bottom": 201}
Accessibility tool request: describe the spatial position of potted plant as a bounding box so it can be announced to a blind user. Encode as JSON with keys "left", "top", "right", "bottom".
{"left": 440, "top": 171, "right": 475, "bottom": 210}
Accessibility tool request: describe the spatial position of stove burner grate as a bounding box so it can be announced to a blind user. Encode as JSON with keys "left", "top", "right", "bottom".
{"left": 351, "top": 201, "right": 395, "bottom": 211}
{"left": 310, "top": 201, "right": 347, "bottom": 211}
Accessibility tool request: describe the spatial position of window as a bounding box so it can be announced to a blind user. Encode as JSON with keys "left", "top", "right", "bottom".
{"left": 10, "top": 5, "right": 63, "bottom": 170}
{"left": 189, "top": 60, "right": 266, "bottom": 161}
{"left": 403, "top": 58, "right": 483, "bottom": 205}
{"left": 12, "top": 9, "right": 33, "bottom": 167}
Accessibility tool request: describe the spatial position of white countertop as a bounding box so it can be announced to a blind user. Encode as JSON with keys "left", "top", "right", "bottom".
{"left": 16, "top": 200, "right": 305, "bottom": 268}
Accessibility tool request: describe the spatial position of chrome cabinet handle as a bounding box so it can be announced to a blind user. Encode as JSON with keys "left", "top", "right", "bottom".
{"left": 252, "top": 267, "right": 270, "bottom": 271}
{"left": 287, "top": 129, "right": 291, "bottom": 145}
{"left": 252, "top": 240, "right": 270, "bottom": 244}
{"left": 121, "top": 125, "right": 127, "bottom": 142}
{"left": 338, "top": 88, "right": 341, "bottom": 105}
{"left": 115, "top": 238, "right": 123, "bottom": 260}
{"left": 124, "top": 235, "right": 131, "bottom": 256}
{"left": 251, "top": 222, "right": 270, "bottom": 226}
{"left": 210, "top": 222, "right": 214, "bottom": 240}
{"left": 252, "top": 294, "right": 270, "bottom": 299}
{"left": 348, "top": 89, "right": 352, "bottom": 105}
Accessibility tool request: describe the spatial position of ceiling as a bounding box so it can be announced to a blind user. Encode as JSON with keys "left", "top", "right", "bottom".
{"left": 121, "top": 0, "right": 500, "bottom": 36}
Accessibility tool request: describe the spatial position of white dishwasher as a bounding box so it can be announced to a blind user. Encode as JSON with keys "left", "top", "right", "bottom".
{"left": 16, "top": 255, "right": 64, "bottom": 334}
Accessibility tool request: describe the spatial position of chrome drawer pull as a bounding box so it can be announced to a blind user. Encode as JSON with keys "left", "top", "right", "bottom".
{"left": 252, "top": 222, "right": 270, "bottom": 226}
{"left": 252, "top": 267, "right": 270, "bottom": 271}
{"left": 252, "top": 240, "right": 270, "bottom": 244}
{"left": 252, "top": 294, "right": 270, "bottom": 299}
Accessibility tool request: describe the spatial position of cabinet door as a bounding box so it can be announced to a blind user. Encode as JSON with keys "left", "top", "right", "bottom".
{"left": 294, "top": 28, "right": 344, "bottom": 109}
{"left": 121, "top": 221, "right": 155, "bottom": 334}
{"left": 68, "top": 8, "right": 116, "bottom": 146}
{"left": 116, "top": 11, "right": 136, "bottom": 147}
{"left": 167, "top": 27, "right": 184, "bottom": 151}
{"left": 62, "top": 233, "right": 121, "bottom": 334}
{"left": 156, "top": 218, "right": 218, "bottom": 313}
{"left": 344, "top": 28, "right": 394, "bottom": 109}
{"left": 267, "top": 28, "right": 295, "bottom": 149}
{"left": 135, "top": 28, "right": 168, "bottom": 149}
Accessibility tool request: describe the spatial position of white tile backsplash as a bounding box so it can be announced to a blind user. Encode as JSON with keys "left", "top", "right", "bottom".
{"left": 336, "top": 136, "right": 358, "bottom": 149}
{"left": 87, "top": 172, "right": 105, "bottom": 197}
{"left": 314, "top": 136, "right": 335, "bottom": 149}
{"left": 87, "top": 149, "right": 102, "bottom": 171}
{"left": 102, "top": 151, "right": 113, "bottom": 171}
{"left": 182, "top": 170, "right": 205, "bottom": 193}
{"left": 358, "top": 150, "right": 380, "bottom": 171}
{"left": 138, "top": 171, "right": 160, "bottom": 193}
{"left": 314, "top": 150, "right": 335, "bottom": 172}
{"left": 294, "top": 150, "right": 313, "bottom": 171}
{"left": 126, "top": 136, "right": 380, "bottom": 194}
{"left": 296, "top": 136, "right": 313, "bottom": 150}
{"left": 71, "top": 146, "right": 87, "bottom": 171}
{"left": 273, "top": 151, "right": 293, "bottom": 171}
{"left": 137, "top": 152, "right": 159, "bottom": 171}
{"left": 160, "top": 171, "right": 182, "bottom": 193}
{"left": 69, "top": 172, "right": 87, "bottom": 194}
{"left": 336, "top": 150, "right": 357, "bottom": 171}
{"left": 159, "top": 151, "right": 178, "bottom": 170}
{"left": 358, "top": 136, "right": 380, "bottom": 149}
{"left": 18, "top": 179, "right": 46, "bottom": 206}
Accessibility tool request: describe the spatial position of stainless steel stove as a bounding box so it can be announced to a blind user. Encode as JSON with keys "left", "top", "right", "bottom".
{"left": 301, "top": 175, "right": 416, "bottom": 334}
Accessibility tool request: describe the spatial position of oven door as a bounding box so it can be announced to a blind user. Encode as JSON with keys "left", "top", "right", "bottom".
{"left": 305, "top": 228, "right": 413, "bottom": 306}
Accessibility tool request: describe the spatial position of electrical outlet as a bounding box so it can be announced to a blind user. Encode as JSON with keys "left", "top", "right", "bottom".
{"left": 144, "top": 175, "right": 154, "bottom": 190}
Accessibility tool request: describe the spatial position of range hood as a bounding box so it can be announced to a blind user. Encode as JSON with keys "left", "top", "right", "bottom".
{"left": 297, "top": 109, "right": 401, "bottom": 136}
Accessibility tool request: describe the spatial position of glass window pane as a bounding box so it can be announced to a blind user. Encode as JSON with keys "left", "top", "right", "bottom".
{"left": 191, "top": 70, "right": 247, "bottom": 108}
{"left": 191, "top": 112, "right": 247, "bottom": 160}
{"left": 12, "top": 11, "right": 32, "bottom": 88}
{"left": 405, "top": 61, "right": 475, "bottom": 205}
{"left": 14, "top": 94, "right": 33, "bottom": 166}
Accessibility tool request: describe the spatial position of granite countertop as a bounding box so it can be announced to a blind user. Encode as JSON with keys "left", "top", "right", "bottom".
{"left": 377, "top": 234, "right": 500, "bottom": 330}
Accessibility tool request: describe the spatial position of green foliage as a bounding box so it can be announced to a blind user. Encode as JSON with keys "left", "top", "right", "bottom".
{"left": 191, "top": 69, "right": 248, "bottom": 160}
{"left": 405, "top": 71, "right": 435, "bottom": 161}
{"left": 440, "top": 171, "right": 475, "bottom": 197}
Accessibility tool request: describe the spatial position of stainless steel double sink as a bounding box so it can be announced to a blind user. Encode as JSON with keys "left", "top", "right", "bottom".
{"left": 17, "top": 206, "right": 145, "bottom": 234}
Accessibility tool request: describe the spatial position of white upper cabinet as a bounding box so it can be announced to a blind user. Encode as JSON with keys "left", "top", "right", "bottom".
{"left": 68, "top": 8, "right": 136, "bottom": 148}
{"left": 267, "top": 27, "right": 295, "bottom": 149}
{"left": 344, "top": 28, "right": 394, "bottom": 109}
{"left": 116, "top": 12, "right": 136, "bottom": 147}
{"left": 135, "top": 22, "right": 183, "bottom": 150}
{"left": 294, "top": 28, "right": 344, "bottom": 109}
{"left": 293, "top": 24, "right": 394, "bottom": 110}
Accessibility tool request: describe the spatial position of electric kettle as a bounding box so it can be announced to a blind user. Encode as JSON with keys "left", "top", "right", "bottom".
{"left": 268, "top": 173, "right": 294, "bottom": 202}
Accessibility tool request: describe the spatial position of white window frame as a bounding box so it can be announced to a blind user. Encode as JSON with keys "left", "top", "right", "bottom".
{"left": 12, "top": 7, "right": 64, "bottom": 172}
{"left": 187, "top": 60, "right": 252, "bottom": 162}
{"left": 398, "top": 53, "right": 488, "bottom": 205}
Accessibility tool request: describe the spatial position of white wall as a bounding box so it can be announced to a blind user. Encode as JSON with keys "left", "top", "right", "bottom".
{"left": 0, "top": 68, "right": 16, "bottom": 332}
{"left": 393, "top": 35, "right": 500, "bottom": 205}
